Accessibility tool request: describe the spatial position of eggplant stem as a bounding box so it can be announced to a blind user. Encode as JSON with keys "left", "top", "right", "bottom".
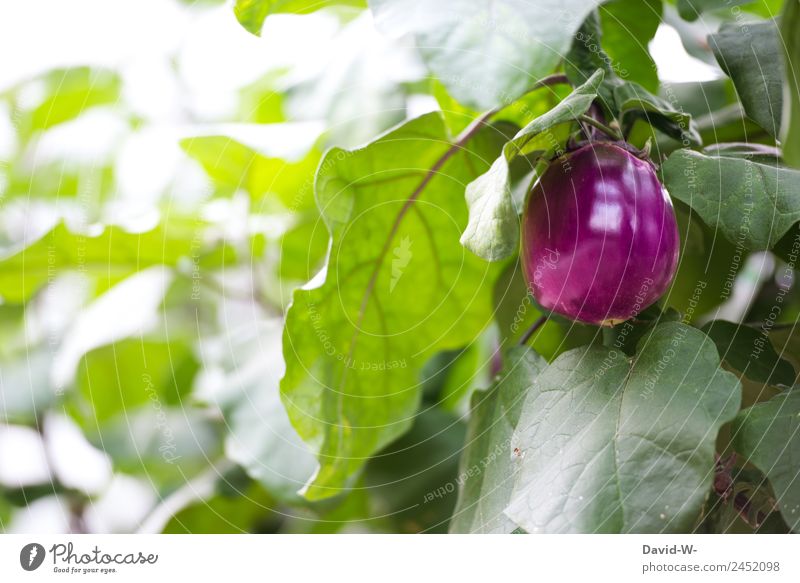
{"left": 578, "top": 114, "right": 623, "bottom": 141}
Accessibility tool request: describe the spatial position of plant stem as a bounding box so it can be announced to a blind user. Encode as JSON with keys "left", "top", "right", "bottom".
{"left": 578, "top": 114, "right": 623, "bottom": 141}
{"left": 518, "top": 315, "right": 548, "bottom": 346}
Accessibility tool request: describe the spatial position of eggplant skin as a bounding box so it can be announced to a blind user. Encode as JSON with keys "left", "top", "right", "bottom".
{"left": 521, "top": 142, "right": 679, "bottom": 327}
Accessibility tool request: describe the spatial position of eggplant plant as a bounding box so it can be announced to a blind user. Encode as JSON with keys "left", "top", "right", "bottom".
{"left": 1, "top": 0, "right": 799, "bottom": 535}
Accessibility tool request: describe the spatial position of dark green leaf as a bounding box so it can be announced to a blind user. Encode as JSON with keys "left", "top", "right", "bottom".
{"left": 615, "top": 82, "right": 702, "bottom": 145}
{"left": 733, "top": 391, "right": 800, "bottom": 531}
{"left": 702, "top": 320, "right": 796, "bottom": 387}
{"left": 370, "top": 0, "right": 603, "bottom": 110}
{"left": 564, "top": 12, "right": 621, "bottom": 114}
{"left": 781, "top": 0, "right": 800, "bottom": 168}
{"left": 364, "top": 408, "right": 467, "bottom": 533}
{"left": 662, "top": 149, "right": 800, "bottom": 250}
{"left": 450, "top": 346, "right": 546, "bottom": 533}
{"left": 600, "top": 0, "right": 662, "bottom": 93}
{"left": 281, "top": 112, "right": 504, "bottom": 499}
{"left": 506, "top": 322, "right": 741, "bottom": 533}
{"left": 461, "top": 70, "right": 604, "bottom": 262}
{"left": 709, "top": 20, "right": 783, "bottom": 138}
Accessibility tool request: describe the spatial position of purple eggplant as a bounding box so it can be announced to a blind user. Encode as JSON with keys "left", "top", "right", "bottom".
{"left": 521, "top": 142, "right": 679, "bottom": 327}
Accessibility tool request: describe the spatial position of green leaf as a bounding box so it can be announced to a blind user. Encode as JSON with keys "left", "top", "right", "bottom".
{"left": 0, "top": 222, "right": 217, "bottom": 303}
{"left": 460, "top": 70, "right": 604, "bottom": 262}
{"left": 709, "top": 20, "right": 783, "bottom": 138}
{"left": 180, "top": 136, "right": 320, "bottom": 208}
{"left": 281, "top": 112, "right": 504, "bottom": 499}
{"left": 218, "top": 321, "right": 319, "bottom": 503}
{"left": 614, "top": 82, "right": 702, "bottom": 145}
{"left": 370, "top": 0, "right": 603, "bottom": 110}
{"left": 234, "top": 0, "right": 366, "bottom": 35}
{"left": 164, "top": 479, "right": 278, "bottom": 534}
{"left": 450, "top": 346, "right": 546, "bottom": 533}
{"left": 701, "top": 321, "right": 796, "bottom": 387}
{"left": 665, "top": 204, "right": 746, "bottom": 320}
{"left": 0, "top": 347, "right": 54, "bottom": 424}
{"left": 278, "top": 212, "right": 330, "bottom": 282}
{"left": 226, "top": 382, "right": 321, "bottom": 503}
{"left": 6, "top": 67, "right": 121, "bottom": 135}
{"left": 781, "top": 0, "right": 800, "bottom": 168}
{"left": 599, "top": 0, "right": 662, "bottom": 93}
{"left": 733, "top": 391, "right": 800, "bottom": 531}
{"left": 661, "top": 149, "right": 800, "bottom": 250}
{"left": 677, "top": 0, "right": 755, "bottom": 21}
{"left": 364, "top": 408, "right": 467, "bottom": 533}
{"left": 77, "top": 339, "right": 197, "bottom": 424}
{"left": 505, "top": 322, "right": 741, "bottom": 533}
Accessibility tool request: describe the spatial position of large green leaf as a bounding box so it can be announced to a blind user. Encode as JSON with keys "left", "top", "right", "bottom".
{"left": 599, "top": 0, "right": 662, "bottom": 93}
{"left": 370, "top": 0, "right": 602, "bottom": 110}
{"left": 733, "top": 391, "right": 800, "bottom": 531}
{"left": 234, "top": 0, "right": 366, "bottom": 35}
{"left": 505, "top": 322, "right": 741, "bottom": 533}
{"left": 281, "top": 112, "right": 503, "bottom": 499}
{"left": 661, "top": 149, "right": 800, "bottom": 250}
{"left": 781, "top": 0, "right": 800, "bottom": 168}
{"left": 0, "top": 222, "right": 220, "bottom": 303}
{"left": 701, "top": 321, "right": 796, "bottom": 387}
{"left": 709, "top": 20, "right": 784, "bottom": 138}
{"left": 450, "top": 346, "right": 546, "bottom": 533}
{"left": 460, "top": 70, "right": 604, "bottom": 262}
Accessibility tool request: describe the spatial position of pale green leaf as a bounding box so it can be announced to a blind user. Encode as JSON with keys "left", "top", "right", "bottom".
{"left": 506, "top": 323, "right": 741, "bottom": 533}
{"left": 234, "top": 0, "right": 366, "bottom": 35}
{"left": 0, "top": 223, "right": 215, "bottom": 303}
{"left": 370, "top": 0, "right": 603, "bottom": 110}
{"left": 677, "top": 0, "right": 756, "bottom": 21}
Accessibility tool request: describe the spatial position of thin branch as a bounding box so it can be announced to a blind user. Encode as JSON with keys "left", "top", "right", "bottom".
{"left": 518, "top": 315, "right": 548, "bottom": 346}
